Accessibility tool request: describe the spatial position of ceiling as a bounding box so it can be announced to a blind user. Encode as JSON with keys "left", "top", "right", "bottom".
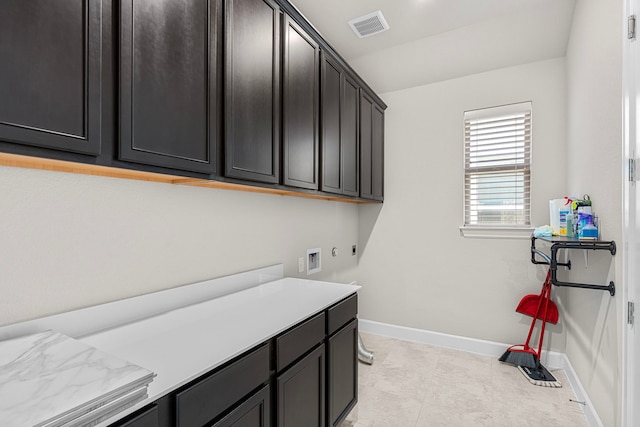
{"left": 288, "top": 0, "right": 577, "bottom": 93}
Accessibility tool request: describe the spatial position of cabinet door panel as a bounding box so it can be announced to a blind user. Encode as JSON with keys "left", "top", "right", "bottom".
{"left": 327, "top": 294, "right": 357, "bottom": 336}
{"left": 320, "top": 55, "right": 341, "bottom": 194}
{"left": 321, "top": 54, "right": 359, "bottom": 197}
{"left": 282, "top": 16, "right": 319, "bottom": 190}
{"left": 328, "top": 320, "right": 358, "bottom": 426}
{"left": 225, "top": 0, "right": 280, "bottom": 183}
{"left": 359, "top": 92, "right": 373, "bottom": 199}
{"left": 213, "top": 385, "right": 271, "bottom": 427}
{"left": 360, "top": 90, "right": 384, "bottom": 201}
{"left": 175, "top": 343, "right": 270, "bottom": 427}
{"left": 277, "top": 345, "right": 325, "bottom": 427}
{"left": 341, "top": 75, "right": 359, "bottom": 197}
{"left": 0, "top": 0, "right": 101, "bottom": 154}
{"left": 120, "top": 0, "right": 217, "bottom": 173}
{"left": 110, "top": 404, "right": 158, "bottom": 427}
{"left": 276, "top": 312, "right": 325, "bottom": 372}
{"left": 372, "top": 104, "right": 384, "bottom": 201}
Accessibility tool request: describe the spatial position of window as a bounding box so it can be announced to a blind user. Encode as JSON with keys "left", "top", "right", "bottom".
{"left": 463, "top": 102, "right": 531, "bottom": 228}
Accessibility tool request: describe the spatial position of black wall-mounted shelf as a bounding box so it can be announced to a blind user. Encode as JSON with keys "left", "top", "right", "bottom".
{"left": 530, "top": 236, "right": 616, "bottom": 296}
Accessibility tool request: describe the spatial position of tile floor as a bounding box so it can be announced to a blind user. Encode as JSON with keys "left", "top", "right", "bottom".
{"left": 341, "top": 332, "right": 589, "bottom": 427}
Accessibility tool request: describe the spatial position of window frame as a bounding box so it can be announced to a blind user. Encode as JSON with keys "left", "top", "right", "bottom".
{"left": 460, "top": 102, "right": 534, "bottom": 239}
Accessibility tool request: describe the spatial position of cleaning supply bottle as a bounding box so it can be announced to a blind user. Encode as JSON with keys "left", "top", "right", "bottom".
{"left": 579, "top": 216, "right": 598, "bottom": 240}
{"left": 559, "top": 209, "right": 570, "bottom": 236}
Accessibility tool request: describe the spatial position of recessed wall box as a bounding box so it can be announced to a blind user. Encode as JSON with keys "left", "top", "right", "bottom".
{"left": 307, "top": 248, "right": 321, "bottom": 275}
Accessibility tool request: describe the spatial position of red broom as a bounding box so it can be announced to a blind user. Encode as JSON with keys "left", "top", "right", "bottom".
{"left": 499, "top": 269, "right": 554, "bottom": 369}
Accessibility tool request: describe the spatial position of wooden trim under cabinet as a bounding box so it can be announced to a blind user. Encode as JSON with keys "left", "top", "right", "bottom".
{"left": 0, "top": 153, "right": 375, "bottom": 204}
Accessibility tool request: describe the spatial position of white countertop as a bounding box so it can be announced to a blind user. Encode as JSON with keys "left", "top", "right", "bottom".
{"left": 80, "top": 276, "right": 359, "bottom": 425}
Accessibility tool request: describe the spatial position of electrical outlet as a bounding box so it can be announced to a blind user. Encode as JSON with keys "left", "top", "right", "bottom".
{"left": 298, "top": 257, "right": 305, "bottom": 273}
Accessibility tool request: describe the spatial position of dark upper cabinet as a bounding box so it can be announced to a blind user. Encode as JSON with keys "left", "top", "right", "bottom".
{"left": 0, "top": 0, "right": 384, "bottom": 202}
{"left": 371, "top": 103, "right": 384, "bottom": 200}
{"left": 320, "top": 55, "right": 340, "bottom": 193}
{"left": 360, "top": 90, "right": 384, "bottom": 201}
{"left": 342, "top": 76, "right": 360, "bottom": 197}
{"left": 225, "top": 0, "right": 280, "bottom": 184}
{"left": 0, "top": 0, "right": 102, "bottom": 155}
{"left": 320, "top": 54, "right": 359, "bottom": 197}
{"left": 119, "top": 0, "right": 219, "bottom": 174}
{"left": 282, "top": 15, "right": 320, "bottom": 190}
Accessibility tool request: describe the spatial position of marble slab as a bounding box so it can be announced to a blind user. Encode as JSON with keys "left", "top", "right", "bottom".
{"left": 0, "top": 330, "right": 155, "bottom": 427}
{"left": 0, "top": 267, "right": 358, "bottom": 427}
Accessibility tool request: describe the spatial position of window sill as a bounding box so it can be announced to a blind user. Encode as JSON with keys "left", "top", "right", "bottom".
{"left": 459, "top": 226, "right": 534, "bottom": 239}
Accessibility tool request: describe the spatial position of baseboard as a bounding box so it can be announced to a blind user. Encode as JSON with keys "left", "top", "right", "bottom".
{"left": 358, "top": 318, "right": 603, "bottom": 427}
{"left": 557, "top": 353, "right": 605, "bottom": 427}
{"left": 357, "top": 319, "right": 565, "bottom": 369}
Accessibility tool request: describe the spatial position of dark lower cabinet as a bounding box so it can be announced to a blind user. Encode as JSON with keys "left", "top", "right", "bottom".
{"left": 225, "top": 0, "right": 281, "bottom": 184}
{"left": 0, "top": 0, "right": 102, "bottom": 155}
{"left": 213, "top": 385, "right": 271, "bottom": 427}
{"left": 327, "top": 320, "right": 358, "bottom": 427}
{"left": 282, "top": 15, "right": 320, "bottom": 190}
{"left": 119, "top": 0, "right": 219, "bottom": 174}
{"left": 107, "top": 295, "right": 358, "bottom": 427}
{"left": 175, "top": 344, "right": 270, "bottom": 427}
{"left": 360, "top": 90, "right": 385, "bottom": 201}
{"left": 110, "top": 405, "right": 158, "bottom": 427}
{"left": 277, "top": 345, "right": 325, "bottom": 427}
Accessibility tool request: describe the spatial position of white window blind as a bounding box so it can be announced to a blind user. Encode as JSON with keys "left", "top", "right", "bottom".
{"left": 464, "top": 102, "right": 531, "bottom": 227}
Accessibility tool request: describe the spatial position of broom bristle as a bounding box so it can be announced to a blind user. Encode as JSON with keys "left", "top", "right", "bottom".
{"left": 498, "top": 348, "right": 539, "bottom": 368}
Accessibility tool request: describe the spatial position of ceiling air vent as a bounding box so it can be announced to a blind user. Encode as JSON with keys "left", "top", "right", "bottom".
{"left": 348, "top": 10, "right": 389, "bottom": 38}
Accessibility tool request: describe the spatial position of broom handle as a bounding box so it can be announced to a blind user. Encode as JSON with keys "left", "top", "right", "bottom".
{"left": 537, "top": 274, "right": 553, "bottom": 357}
{"left": 523, "top": 270, "right": 551, "bottom": 349}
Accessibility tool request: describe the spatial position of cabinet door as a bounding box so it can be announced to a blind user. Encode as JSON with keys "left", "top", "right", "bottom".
{"left": 119, "top": 0, "right": 218, "bottom": 174}
{"left": 320, "top": 55, "right": 341, "bottom": 194}
{"left": 359, "top": 91, "right": 384, "bottom": 201}
{"left": 0, "top": 0, "right": 101, "bottom": 155}
{"left": 371, "top": 103, "right": 385, "bottom": 201}
{"left": 110, "top": 405, "right": 158, "bottom": 427}
{"left": 359, "top": 92, "right": 373, "bottom": 200}
{"left": 341, "top": 75, "right": 359, "bottom": 197}
{"left": 320, "top": 56, "right": 359, "bottom": 196}
{"left": 328, "top": 320, "right": 358, "bottom": 427}
{"left": 282, "top": 15, "right": 319, "bottom": 190}
{"left": 277, "top": 345, "right": 325, "bottom": 427}
{"left": 225, "top": 0, "right": 280, "bottom": 184}
{"left": 213, "top": 385, "right": 271, "bottom": 427}
{"left": 276, "top": 313, "right": 325, "bottom": 372}
{"left": 175, "top": 343, "right": 271, "bottom": 427}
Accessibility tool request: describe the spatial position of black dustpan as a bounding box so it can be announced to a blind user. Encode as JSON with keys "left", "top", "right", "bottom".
{"left": 517, "top": 364, "right": 562, "bottom": 388}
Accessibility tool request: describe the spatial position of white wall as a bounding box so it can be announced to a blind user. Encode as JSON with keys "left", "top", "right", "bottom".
{"left": 0, "top": 166, "right": 359, "bottom": 326}
{"left": 357, "top": 58, "right": 568, "bottom": 348}
{"left": 565, "top": 0, "right": 623, "bottom": 425}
